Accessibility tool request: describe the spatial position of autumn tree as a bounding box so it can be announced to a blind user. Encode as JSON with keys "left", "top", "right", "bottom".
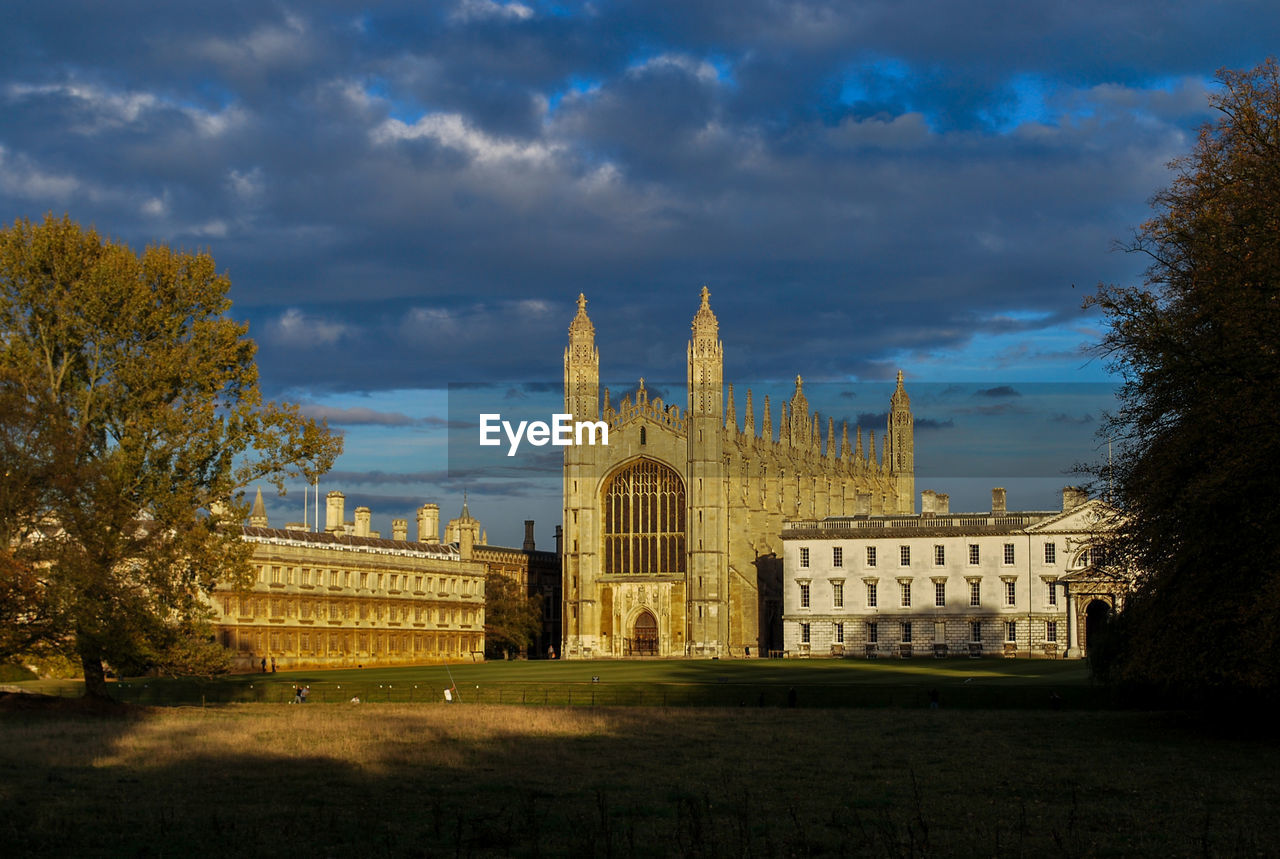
{"left": 0, "top": 214, "right": 342, "bottom": 697}
{"left": 1087, "top": 59, "right": 1280, "bottom": 699}
{"left": 483, "top": 573, "right": 543, "bottom": 659}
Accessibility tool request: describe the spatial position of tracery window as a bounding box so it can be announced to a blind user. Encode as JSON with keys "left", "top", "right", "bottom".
{"left": 603, "top": 459, "right": 686, "bottom": 575}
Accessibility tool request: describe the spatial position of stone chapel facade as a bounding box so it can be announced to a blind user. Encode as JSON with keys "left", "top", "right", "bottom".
{"left": 561, "top": 288, "right": 915, "bottom": 658}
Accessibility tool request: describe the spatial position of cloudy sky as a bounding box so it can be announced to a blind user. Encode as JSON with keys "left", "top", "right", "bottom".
{"left": 3, "top": 1, "right": 1273, "bottom": 542}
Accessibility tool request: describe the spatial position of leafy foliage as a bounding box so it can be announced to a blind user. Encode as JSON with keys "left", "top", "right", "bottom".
{"left": 1087, "top": 60, "right": 1280, "bottom": 698}
{"left": 483, "top": 573, "right": 543, "bottom": 659}
{"left": 0, "top": 214, "right": 342, "bottom": 696}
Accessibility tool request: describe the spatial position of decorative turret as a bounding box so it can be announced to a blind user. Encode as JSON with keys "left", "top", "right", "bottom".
{"left": 788, "top": 375, "right": 809, "bottom": 448}
{"left": 725, "top": 383, "right": 736, "bottom": 431}
{"left": 885, "top": 369, "right": 915, "bottom": 512}
{"left": 761, "top": 395, "right": 771, "bottom": 442}
{"left": 840, "top": 421, "right": 850, "bottom": 461}
{"left": 564, "top": 293, "right": 599, "bottom": 421}
{"left": 688, "top": 286, "right": 722, "bottom": 420}
{"left": 445, "top": 491, "right": 481, "bottom": 560}
{"left": 744, "top": 389, "right": 755, "bottom": 437}
{"left": 249, "top": 487, "right": 269, "bottom": 528}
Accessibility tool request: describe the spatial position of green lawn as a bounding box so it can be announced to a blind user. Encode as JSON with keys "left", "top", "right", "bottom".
{"left": 1, "top": 702, "right": 1275, "bottom": 855}
{"left": 14, "top": 657, "right": 1096, "bottom": 708}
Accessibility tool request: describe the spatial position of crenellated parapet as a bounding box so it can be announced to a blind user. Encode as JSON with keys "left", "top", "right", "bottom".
{"left": 603, "top": 380, "right": 687, "bottom": 434}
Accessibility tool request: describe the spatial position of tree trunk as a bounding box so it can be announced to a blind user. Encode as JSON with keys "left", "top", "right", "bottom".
{"left": 78, "top": 640, "right": 111, "bottom": 700}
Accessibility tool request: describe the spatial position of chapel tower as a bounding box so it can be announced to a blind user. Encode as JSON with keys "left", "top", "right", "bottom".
{"left": 686, "top": 286, "right": 729, "bottom": 653}
{"left": 886, "top": 369, "right": 915, "bottom": 513}
{"left": 563, "top": 293, "right": 599, "bottom": 652}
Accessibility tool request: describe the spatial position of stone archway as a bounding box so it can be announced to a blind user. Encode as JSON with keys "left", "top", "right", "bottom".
{"left": 1084, "top": 599, "right": 1111, "bottom": 653}
{"left": 628, "top": 609, "right": 659, "bottom": 656}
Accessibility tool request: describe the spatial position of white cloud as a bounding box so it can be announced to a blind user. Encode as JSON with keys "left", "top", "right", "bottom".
{"left": 372, "top": 112, "right": 562, "bottom": 168}
{"left": 627, "top": 53, "right": 721, "bottom": 85}
{"left": 0, "top": 144, "right": 80, "bottom": 200}
{"left": 450, "top": 0, "right": 534, "bottom": 23}
{"left": 227, "top": 167, "right": 265, "bottom": 201}
{"left": 5, "top": 80, "right": 243, "bottom": 137}
{"left": 195, "top": 13, "right": 313, "bottom": 70}
{"left": 269, "top": 308, "right": 349, "bottom": 346}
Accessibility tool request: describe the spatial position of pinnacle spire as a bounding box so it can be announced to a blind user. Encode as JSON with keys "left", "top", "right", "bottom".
{"left": 249, "top": 486, "right": 268, "bottom": 528}
{"left": 691, "top": 285, "right": 719, "bottom": 337}
{"left": 569, "top": 293, "right": 594, "bottom": 336}
{"left": 891, "top": 367, "right": 910, "bottom": 408}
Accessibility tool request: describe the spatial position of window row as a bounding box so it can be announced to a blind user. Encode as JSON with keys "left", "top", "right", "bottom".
{"left": 222, "top": 596, "right": 479, "bottom": 626}
{"left": 257, "top": 566, "right": 479, "bottom": 595}
{"left": 798, "top": 579, "right": 1060, "bottom": 608}
{"left": 798, "top": 542, "right": 1066, "bottom": 569}
{"left": 797, "top": 619, "right": 1060, "bottom": 646}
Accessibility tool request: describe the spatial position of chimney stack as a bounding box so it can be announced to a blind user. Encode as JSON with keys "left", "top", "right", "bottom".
{"left": 1062, "top": 486, "right": 1088, "bottom": 511}
{"left": 921, "top": 490, "right": 937, "bottom": 517}
{"left": 936, "top": 493, "right": 950, "bottom": 515}
{"left": 554, "top": 525, "right": 563, "bottom": 557}
{"left": 325, "top": 491, "right": 345, "bottom": 533}
{"left": 392, "top": 518, "right": 408, "bottom": 541}
{"left": 991, "top": 487, "right": 1007, "bottom": 517}
{"left": 417, "top": 503, "right": 440, "bottom": 544}
{"left": 354, "top": 506, "right": 371, "bottom": 538}
{"left": 523, "top": 520, "right": 536, "bottom": 552}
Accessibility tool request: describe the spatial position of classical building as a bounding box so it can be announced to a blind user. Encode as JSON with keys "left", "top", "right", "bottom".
{"left": 561, "top": 288, "right": 915, "bottom": 659}
{"left": 211, "top": 489, "right": 486, "bottom": 670}
{"left": 779, "top": 488, "right": 1126, "bottom": 658}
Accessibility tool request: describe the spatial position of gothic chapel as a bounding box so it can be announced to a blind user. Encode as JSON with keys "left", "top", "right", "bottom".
{"left": 562, "top": 288, "right": 914, "bottom": 658}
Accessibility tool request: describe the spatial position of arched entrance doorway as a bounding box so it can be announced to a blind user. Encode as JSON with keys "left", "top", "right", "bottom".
{"left": 627, "top": 610, "right": 658, "bottom": 656}
{"left": 1084, "top": 599, "right": 1111, "bottom": 653}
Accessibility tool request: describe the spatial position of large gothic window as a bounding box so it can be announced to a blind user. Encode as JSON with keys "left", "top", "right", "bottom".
{"left": 603, "top": 459, "right": 686, "bottom": 575}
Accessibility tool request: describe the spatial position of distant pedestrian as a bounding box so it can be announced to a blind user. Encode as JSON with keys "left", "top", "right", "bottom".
{"left": 260, "top": 657, "right": 267, "bottom": 673}
{"left": 271, "top": 657, "right": 277, "bottom": 673}
{"left": 548, "top": 645, "right": 556, "bottom": 660}
{"left": 293, "top": 686, "right": 303, "bottom": 704}
{"left": 300, "top": 685, "right": 309, "bottom": 703}
{"left": 787, "top": 687, "right": 797, "bottom": 708}
{"left": 928, "top": 688, "right": 940, "bottom": 709}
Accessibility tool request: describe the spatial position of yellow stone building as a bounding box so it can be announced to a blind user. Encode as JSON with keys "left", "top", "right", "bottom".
{"left": 212, "top": 489, "right": 486, "bottom": 670}
{"left": 561, "top": 288, "right": 915, "bottom": 658}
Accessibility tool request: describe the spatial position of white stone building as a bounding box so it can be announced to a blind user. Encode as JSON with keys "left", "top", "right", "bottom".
{"left": 780, "top": 488, "right": 1124, "bottom": 658}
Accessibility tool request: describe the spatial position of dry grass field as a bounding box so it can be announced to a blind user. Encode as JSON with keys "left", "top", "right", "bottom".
{"left": 2, "top": 700, "right": 1277, "bottom": 856}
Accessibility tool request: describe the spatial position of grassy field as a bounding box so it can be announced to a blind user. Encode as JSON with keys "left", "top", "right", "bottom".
{"left": 1, "top": 700, "right": 1276, "bottom": 856}
{"left": 12, "top": 657, "right": 1099, "bottom": 709}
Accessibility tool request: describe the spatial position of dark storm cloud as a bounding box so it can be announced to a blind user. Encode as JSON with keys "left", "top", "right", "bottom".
{"left": 2, "top": 1, "right": 1276, "bottom": 394}
{"left": 297, "top": 403, "right": 451, "bottom": 427}
{"left": 914, "top": 417, "right": 955, "bottom": 431}
{"left": 974, "top": 386, "right": 1022, "bottom": 399}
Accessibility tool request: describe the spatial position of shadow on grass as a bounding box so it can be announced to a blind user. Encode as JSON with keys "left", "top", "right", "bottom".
{"left": 1, "top": 703, "right": 1276, "bottom": 856}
